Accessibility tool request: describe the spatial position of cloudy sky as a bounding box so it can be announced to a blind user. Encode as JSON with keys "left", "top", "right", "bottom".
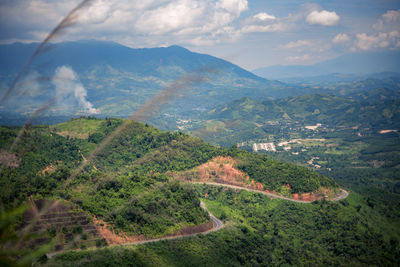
{"left": 0, "top": 0, "right": 399, "bottom": 70}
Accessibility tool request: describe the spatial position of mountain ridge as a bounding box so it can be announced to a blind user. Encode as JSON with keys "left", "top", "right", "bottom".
{"left": 0, "top": 41, "right": 264, "bottom": 80}
{"left": 0, "top": 40, "right": 307, "bottom": 126}
{"left": 253, "top": 50, "right": 400, "bottom": 80}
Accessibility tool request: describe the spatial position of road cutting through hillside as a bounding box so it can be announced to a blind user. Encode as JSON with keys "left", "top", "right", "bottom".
{"left": 123, "top": 201, "right": 224, "bottom": 246}
{"left": 191, "top": 181, "right": 349, "bottom": 204}
{"left": 47, "top": 185, "right": 348, "bottom": 259}
{"left": 46, "top": 201, "right": 223, "bottom": 259}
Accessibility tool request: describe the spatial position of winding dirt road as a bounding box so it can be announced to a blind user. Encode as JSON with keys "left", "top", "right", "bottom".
{"left": 192, "top": 181, "right": 349, "bottom": 204}
{"left": 119, "top": 201, "right": 224, "bottom": 246}
{"left": 47, "top": 184, "right": 348, "bottom": 259}
{"left": 46, "top": 201, "right": 223, "bottom": 259}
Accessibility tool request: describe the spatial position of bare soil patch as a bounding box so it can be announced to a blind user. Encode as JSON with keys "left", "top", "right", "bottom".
{"left": 173, "top": 156, "right": 335, "bottom": 202}
{"left": 93, "top": 217, "right": 214, "bottom": 245}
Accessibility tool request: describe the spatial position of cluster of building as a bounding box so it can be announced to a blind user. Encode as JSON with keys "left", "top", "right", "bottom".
{"left": 252, "top": 142, "right": 276, "bottom": 152}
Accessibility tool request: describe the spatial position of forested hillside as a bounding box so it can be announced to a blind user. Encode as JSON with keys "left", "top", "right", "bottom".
{"left": 0, "top": 117, "right": 349, "bottom": 264}
{"left": 0, "top": 118, "right": 398, "bottom": 265}
{"left": 48, "top": 185, "right": 399, "bottom": 266}
{"left": 182, "top": 87, "right": 400, "bottom": 266}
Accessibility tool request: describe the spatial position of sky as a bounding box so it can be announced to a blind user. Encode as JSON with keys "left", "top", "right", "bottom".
{"left": 0, "top": 0, "right": 399, "bottom": 70}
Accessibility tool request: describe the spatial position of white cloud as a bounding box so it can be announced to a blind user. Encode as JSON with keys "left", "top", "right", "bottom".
{"left": 306, "top": 10, "right": 340, "bottom": 26}
{"left": 286, "top": 54, "right": 312, "bottom": 63}
{"left": 0, "top": 0, "right": 349, "bottom": 57}
{"left": 0, "top": 0, "right": 318, "bottom": 50}
{"left": 373, "top": 9, "right": 400, "bottom": 30}
{"left": 332, "top": 33, "right": 350, "bottom": 43}
{"left": 382, "top": 9, "right": 400, "bottom": 23}
{"left": 280, "top": 39, "right": 331, "bottom": 55}
{"left": 240, "top": 10, "right": 293, "bottom": 34}
{"left": 241, "top": 23, "right": 287, "bottom": 33}
{"left": 216, "top": 0, "right": 248, "bottom": 17}
{"left": 390, "top": 30, "right": 400, "bottom": 38}
{"left": 0, "top": 0, "right": 77, "bottom": 30}
{"left": 355, "top": 32, "right": 396, "bottom": 50}
{"left": 254, "top": 12, "right": 276, "bottom": 21}
{"left": 107, "top": 0, "right": 249, "bottom": 45}
{"left": 135, "top": 0, "right": 205, "bottom": 35}
{"left": 282, "top": 40, "right": 312, "bottom": 49}
{"left": 0, "top": 1, "right": 222, "bottom": 45}
{"left": 352, "top": 9, "right": 400, "bottom": 51}
{"left": 76, "top": 0, "right": 112, "bottom": 24}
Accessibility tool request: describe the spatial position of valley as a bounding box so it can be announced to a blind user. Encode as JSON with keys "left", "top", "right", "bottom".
{"left": 185, "top": 92, "right": 400, "bottom": 223}
{"left": 0, "top": 115, "right": 398, "bottom": 266}
{"left": 0, "top": 40, "right": 399, "bottom": 266}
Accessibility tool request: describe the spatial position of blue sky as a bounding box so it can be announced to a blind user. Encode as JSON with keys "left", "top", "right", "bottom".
{"left": 0, "top": 0, "right": 399, "bottom": 70}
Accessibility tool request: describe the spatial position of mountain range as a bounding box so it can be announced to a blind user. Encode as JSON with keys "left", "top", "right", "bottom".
{"left": 0, "top": 40, "right": 309, "bottom": 124}
{"left": 1, "top": 41, "right": 400, "bottom": 266}
{"left": 253, "top": 50, "right": 400, "bottom": 80}
{"left": 2, "top": 40, "right": 400, "bottom": 135}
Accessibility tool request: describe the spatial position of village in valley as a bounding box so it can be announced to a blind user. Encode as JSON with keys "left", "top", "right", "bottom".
{"left": 235, "top": 121, "right": 395, "bottom": 172}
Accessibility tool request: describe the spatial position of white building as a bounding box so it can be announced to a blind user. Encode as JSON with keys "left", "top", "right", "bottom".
{"left": 253, "top": 142, "right": 276, "bottom": 152}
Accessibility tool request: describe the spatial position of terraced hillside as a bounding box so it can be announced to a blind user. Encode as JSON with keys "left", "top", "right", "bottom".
{"left": 23, "top": 199, "right": 104, "bottom": 252}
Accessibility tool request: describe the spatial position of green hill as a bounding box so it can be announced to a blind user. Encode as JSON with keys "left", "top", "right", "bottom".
{"left": 206, "top": 94, "right": 400, "bottom": 127}
{"left": 1, "top": 118, "right": 399, "bottom": 266}
{"left": 0, "top": 118, "right": 335, "bottom": 239}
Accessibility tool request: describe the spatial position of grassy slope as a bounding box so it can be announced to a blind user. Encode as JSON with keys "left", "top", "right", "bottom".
{"left": 52, "top": 118, "right": 105, "bottom": 139}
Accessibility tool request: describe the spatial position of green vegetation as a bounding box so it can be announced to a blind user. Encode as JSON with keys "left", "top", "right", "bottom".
{"left": 0, "top": 117, "right": 340, "bottom": 265}
{"left": 1, "top": 116, "right": 398, "bottom": 266}
{"left": 185, "top": 91, "right": 400, "bottom": 224}
{"left": 0, "top": 118, "right": 215, "bottom": 240}
{"left": 47, "top": 185, "right": 400, "bottom": 266}
{"left": 0, "top": 41, "right": 309, "bottom": 125}
{"left": 191, "top": 93, "right": 400, "bottom": 147}
{"left": 70, "top": 179, "right": 209, "bottom": 237}
{"left": 52, "top": 117, "right": 106, "bottom": 139}
{"left": 234, "top": 152, "right": 337, "bottom": 193}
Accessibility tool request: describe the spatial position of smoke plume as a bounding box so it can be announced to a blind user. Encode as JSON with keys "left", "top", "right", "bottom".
{"left": 0, "top": 0, "right": 94, "bottom": 106}
{"left": 63, "top": 67, "right": 217, "bottom": 188}
{"left": 53, "top": 66, "right": 99, "bottom": 114}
